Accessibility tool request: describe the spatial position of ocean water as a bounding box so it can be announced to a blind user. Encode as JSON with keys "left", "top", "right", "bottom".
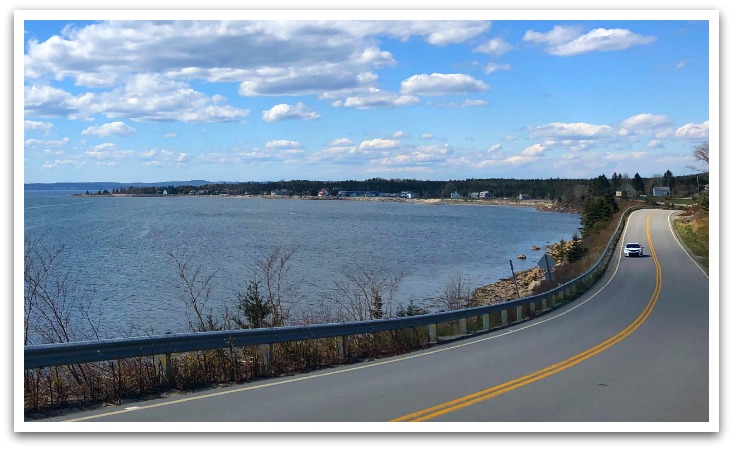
{"left": 23, "top": 191, "right": 580, "bottom": 337}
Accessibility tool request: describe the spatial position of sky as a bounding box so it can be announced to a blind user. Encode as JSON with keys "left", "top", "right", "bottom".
{"left": 20, "top": 13, "right": 713, "bottom": 183}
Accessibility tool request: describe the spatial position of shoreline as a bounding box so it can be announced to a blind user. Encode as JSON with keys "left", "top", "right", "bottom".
{"left": 71, "top": 192, "right": 580, "bottom": 213}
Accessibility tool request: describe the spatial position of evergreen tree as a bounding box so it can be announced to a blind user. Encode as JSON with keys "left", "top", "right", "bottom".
{"left": 662, "top": 169, "right": 675, "bottom": 192}
{"left": 590, "top": 174, "right": 610, "bottom": 196}
{"left": 632, "top": 173, "right": 645, "bottom": 193}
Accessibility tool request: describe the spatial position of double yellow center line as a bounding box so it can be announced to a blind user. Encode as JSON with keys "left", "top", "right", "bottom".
{"left": 391, "top": 213, "right": 662, "bottom": 422}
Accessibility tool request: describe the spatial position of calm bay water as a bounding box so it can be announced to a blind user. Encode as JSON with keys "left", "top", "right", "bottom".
{"left": 24, "top": 191, "right": 580, "bottom": 337}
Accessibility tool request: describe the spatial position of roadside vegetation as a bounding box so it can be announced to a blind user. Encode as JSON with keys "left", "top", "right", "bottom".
{"left": 673, "top": 205, "right": 709, "bottom": 270}
{"left": 24, "top": 151, "right": 712, "bottom": 416}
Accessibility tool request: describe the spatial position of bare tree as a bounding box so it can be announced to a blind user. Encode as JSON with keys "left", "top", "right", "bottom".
{"left": 253, "top": 247, "right": 297, "bottom": 326}
{"left": 24, "top": 236, "right": 101, "bottom": 345}
{"left": 167, "top": 251, "right": 220, "bottom": 332}
{"left": 688, "top": 141, "right": 710, "bottom": 172}
{"left": 438, "top": 272, "right": 474, "bottom": 311}
{"left": 24, "top": 236, "right": 102, "bottom": 391}
{"left": 326, "top": 270, "right": 406, "bottom": 321}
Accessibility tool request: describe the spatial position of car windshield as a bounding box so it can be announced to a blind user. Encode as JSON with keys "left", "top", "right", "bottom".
{"left": 626, "top": 244, "right": 641, "bottom": 249}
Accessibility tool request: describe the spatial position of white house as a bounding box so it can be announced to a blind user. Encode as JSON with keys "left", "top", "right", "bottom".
{"left": 517, "top": 193, "right": 530, "bottom": 200}
{"left": 479, "top": 191, "right": 492, "bottom": 199}
{"left": 652, "top": 186, "right": 671, "bottom": 197}
{"left": 450, "top": 191, "right": 462, "bottom": 199}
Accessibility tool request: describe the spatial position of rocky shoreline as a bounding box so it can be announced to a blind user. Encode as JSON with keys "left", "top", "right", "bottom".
{"left": 471, "top": 237, "right": 577, "bottom": 305}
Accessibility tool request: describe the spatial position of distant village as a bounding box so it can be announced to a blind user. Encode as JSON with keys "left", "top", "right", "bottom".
{"left": 71, "top": 172, "right": 708, "bottom": 206}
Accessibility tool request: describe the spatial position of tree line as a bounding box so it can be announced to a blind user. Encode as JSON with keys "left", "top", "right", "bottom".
{"left": 91, "top": 171, "right": 707, "bottom": 200}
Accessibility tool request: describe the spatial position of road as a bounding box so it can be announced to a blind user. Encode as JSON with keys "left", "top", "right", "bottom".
{"left": 41, "top": 209, "right": 711, "bottom": 425}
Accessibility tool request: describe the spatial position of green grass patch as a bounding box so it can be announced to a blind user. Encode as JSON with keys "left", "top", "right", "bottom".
{"left": 665, "top": 197, "right": 698, "bottom": 205}
{"left": 673, "top": 220, "right": 709, "bottom": 269}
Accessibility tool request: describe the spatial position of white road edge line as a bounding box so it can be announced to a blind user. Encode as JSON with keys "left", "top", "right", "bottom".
{"left": 667, "top": 211, "right": 709, "bottom": 279}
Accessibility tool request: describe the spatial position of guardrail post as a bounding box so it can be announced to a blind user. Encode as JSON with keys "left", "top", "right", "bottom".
{"left": 482, "top": 314, "right": 490, "bottom": 331}
{"left": 541, "top": 298, "right": 548, "bottom": 311}
{"left": 154, "top": 353, "right": 172, "bottom": 384}
{"left": 337, "top": 336, "right": 347, "bottom": 359}
{"left": 529, "top": 302, "right": 536, "bottom": 316}
{"left": 459, "top": 318, "right": 467, "bottom": 335}
{"left": 428, "top": 324, "right": 437, "bottom": 344}
{"left": 516, "top": 306, "right": 523, "bottom": 322}
{"left": 259, "top": 344, "right": 273, "bottom": 372}
{"left": 501, "top": 309, "right": 508, "bottom": 327}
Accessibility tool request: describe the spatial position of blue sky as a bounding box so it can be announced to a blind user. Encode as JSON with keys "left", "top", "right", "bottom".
{"left": 21, "top": 14, "right": 712, "bottom": 183}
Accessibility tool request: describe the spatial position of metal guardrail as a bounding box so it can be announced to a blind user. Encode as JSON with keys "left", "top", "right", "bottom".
{"left": 24, "top": 206, "right": 645, "bottom": 370}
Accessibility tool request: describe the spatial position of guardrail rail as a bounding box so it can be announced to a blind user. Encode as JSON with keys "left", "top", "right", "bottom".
{"left": 24, "top": 206, "right": 646, "bottom": 371}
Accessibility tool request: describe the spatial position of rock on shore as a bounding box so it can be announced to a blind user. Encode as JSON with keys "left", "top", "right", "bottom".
{"left": 473, "top": 267, "right": 546, "bottom": 305}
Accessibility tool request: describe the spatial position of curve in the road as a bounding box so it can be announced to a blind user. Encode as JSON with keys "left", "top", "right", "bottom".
{"left": 391, "top": 213, "right": 663, "bottom": 421}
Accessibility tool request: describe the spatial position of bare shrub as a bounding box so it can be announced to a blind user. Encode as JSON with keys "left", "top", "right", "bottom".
{"left": 438, "top": 272, "right": 474, "bottom": 310}
{"left": 326, "top": 270, "right": 406, "bottom": 321}
{"left": 166, "top": 251, "right": 222, "bottom": 332}
{"left": 252, "top": 246, "right": 297, "bottom": 326}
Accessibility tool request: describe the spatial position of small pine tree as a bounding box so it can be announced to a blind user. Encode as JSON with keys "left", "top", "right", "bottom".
{"left": 566, "top": 234, "right": 588, "bottom": 263}
{"left": 234, "top": 281, "right": 272, "bottom": 329}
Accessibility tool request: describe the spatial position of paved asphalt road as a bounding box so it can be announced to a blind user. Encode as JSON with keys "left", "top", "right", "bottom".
{"left": 41, "top": 209, "right": 711, "bottom": 425}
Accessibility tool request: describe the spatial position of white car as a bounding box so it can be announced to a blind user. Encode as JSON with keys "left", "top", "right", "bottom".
{"left": 623, "top": 242, "right": 644, "bottom": 257}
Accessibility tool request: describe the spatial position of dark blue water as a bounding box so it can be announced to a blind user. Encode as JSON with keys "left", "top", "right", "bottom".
{"left": 24, "top": 191, "right": 580, "bottom": 336}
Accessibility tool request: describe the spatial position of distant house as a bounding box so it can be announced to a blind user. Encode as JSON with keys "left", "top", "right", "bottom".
{"left": 652, "top": 186, "right": 671, "bottom": 197}
{"left": 616, "top": 183, "right": 637, "bottom": 198}
{"left": 479, "top": 191, "right": 492, "bottom": 199}
{"left": 271, "top": 189, "right": 292, "bottom": 196}
{"left": 400, "top": 191, "right": 415, "bottom": 199}
{"left": 317, "top": 188, "right": 330, "bottom": 197}
{"left": 450, "top": 191, "right": 462, "bottom": 199}
{"left": 517, "top": 194, "right": 530, "bottom": 200}
{"left": 162, "top": 190, "right": 168, "bottom": 195}
{"left": 469, "top": 192, "right": 480, "bottom": 199}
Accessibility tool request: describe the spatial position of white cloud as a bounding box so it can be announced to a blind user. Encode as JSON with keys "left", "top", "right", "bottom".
{"left": 432, "top": 99, "right": 488, "bottom": 108}
{"left": 82, "top": 121, "right": 136, "bottom": 137}
{"left": 164, "top": 132, "right": 177, "bottom": 138}
{"left": 503, "top": 134, "right": 518, "bottom": 141}
{"left": 523, "top": 26, "right": 582, "bottom": 45}
{"left": 359, "top": 139, "right": 400, "bottom": 151}
{"left": 549, "top": 28, "right": 655, "bottom": 56}
{"left": 262, "top": 103, "right": 320, "bottom": 122}
{"left": 488, "top": 144, "right": 502, "bottom": 153}
{"left": 646, "top": 139, "right": 665, "bottom": 149}
{"left": 41, "top": 159, "right": 81, "bottom": 170}
{"left": 421, "top": 133, "right": 434, "bottom": 140}
{"left": 341, "top": 89, "right": 420, "bottom": 109}
{"left": 25, "top": 137, "right": 70, "bottom": 148}
{"left": 675, "top": 60, "right": 689, "bottom": 70}
{"left": 675, "top": 120, "right": 709, "bottom": 140}
{"left": 523, "top": 26, "right": 654, "bottom": 56}
{"left": 24, "top": 120, "right": 54, "bottom": 134}
{"left": 419, "top": 21, "right": 491, "bottom": 46}
{"left": 401, "top": 73, "right": 488, "bottom": 96}
{"left": 522, "top": 143, "right": 548, "bottom": 157}
{"left": 485, "top": 63, "right": 511, "bottom": 74}
{"left": 377, "top": 144, "right": 451, "bottom": 167}
{"left": 265, "top": 140, "right": 302, "bottom": 149}
{"left": 84, "top": 142, "right": 135, "bottom": 161}
{"left": 474, "top": 37, "right": 512, "bottom": 56}
{"left": 26, "top": 76, "right": 251, "bottom": 123}
{"left": 620, "top": 113, "right": 671, "bottom": 132}
{"left": 24, "top": 85, "right": 80, "bottom": 117}
{"left": 530, "top": 122, "right": 613, "bottom": 139}
{"left": 393, "top": 131, "right": 408, "bottom": 139}
{"left": 330, "top": 138, "right": 353, "bottom": 146}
